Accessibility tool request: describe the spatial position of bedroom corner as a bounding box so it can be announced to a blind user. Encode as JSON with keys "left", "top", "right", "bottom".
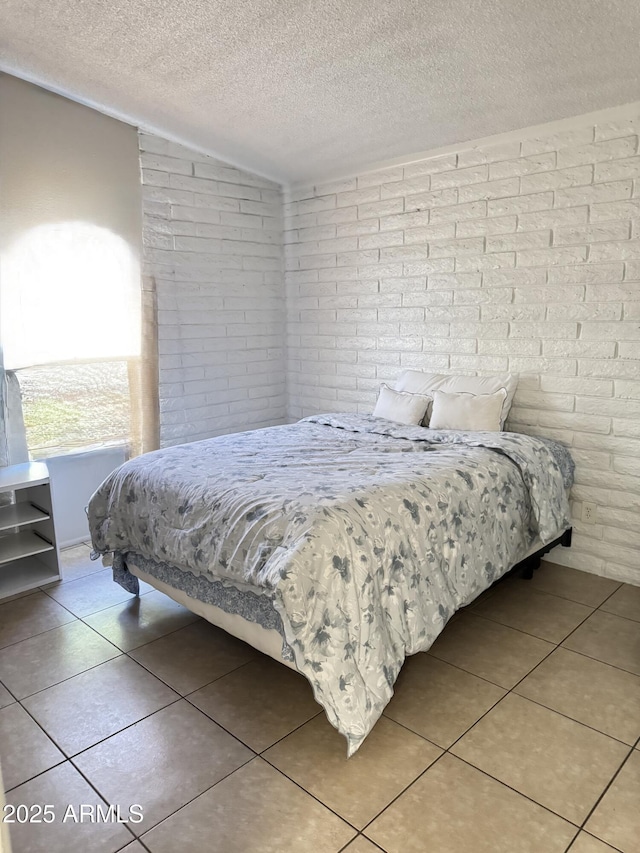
{"left": 0, "top": 3, "right": 639, "bottom": 852}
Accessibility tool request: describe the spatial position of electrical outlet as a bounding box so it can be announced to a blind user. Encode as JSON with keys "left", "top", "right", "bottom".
{"left": 582, "top": 502, "right": 598, "bottom": 524}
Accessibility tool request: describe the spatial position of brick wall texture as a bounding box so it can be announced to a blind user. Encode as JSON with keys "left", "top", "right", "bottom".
{"left": 141, "top": 107, "right": 640, "bottom": 584}
{"left": 139, "top": 133, "right": 286, "bottom": 446}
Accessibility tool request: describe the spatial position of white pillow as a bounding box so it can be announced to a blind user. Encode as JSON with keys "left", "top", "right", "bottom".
{"left": 429, "top": 389, "right": 507, "bottom": 431}
{"left": 373, "top": 384, "right": 432, "bottom": 426}
{"left": 394, "top": 370, "right": 518, "bottom": 428}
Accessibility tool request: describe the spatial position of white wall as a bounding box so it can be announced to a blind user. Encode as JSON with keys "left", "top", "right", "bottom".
{"left": 284, "top": 108, "right": 640, "bottom": 585}
{"left": 47, "top": 445, "right": 127, "bottom": 547}
{"left": 140, "top": 133, "right": 286, "bottom": 447}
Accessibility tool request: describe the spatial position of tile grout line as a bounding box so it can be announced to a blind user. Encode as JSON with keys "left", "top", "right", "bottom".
{"left": 574, "top": 740, "right": 638, "bottom": 838}
{"left": 358, "top": 743, "right": 586, "bottom": 843}
{"left": 474, "top": 567, "right": 622, "bottom": 611}
{"left": 2, "top": 756, "right": 68, "bottom": 796}
{"left": 8, "top": 636, "right": 633, "bottom": 852}
{"left": 337, "top": 833, "right": 386, "bottom": 853}
{"left": 5, "top": 747, "right": 139, "bottom": 846}
{"left": 505, "top": 690, "right": 639, "bottom": 749}
{"left": 565, "top": 828, "right": 626, "bottom": 853}
{"left": 3, "top": 557, "right": 638, "bottom": 850}
{"left": 75, "top": 609, "right": 203, "bottom": 655}
{"left": 44, "top": 680, "right": 262, "bottom": 842}
{"left": 5, "top": 671, "right": 186, "bottom": 791}
{"left": 24, "top": 560, "right": 634, "bottom": 658}
{"left": 2, "top": 604, "right": 214, "bottom": 702}
{"left": 475, "top": 565, "right": 632, "bottom": 616}
{"left": 62, "top": 696, "right": 185, "bottom": 762}
{"left": 348, "top": 736, "right": 580, "bottom": 840}
{"left": 4, "top": 692, "right": 250, "bottom": 844}
{"left": 0, "top": 582, "right": 155, "bottom": 655}
{"left": 2, "top": 559, "right": 632, "bottom": 663}
{"left": 257, "top": 751, "right": 364, "bottom": 833}
{"left": 4, "top": 625, "right": 269, "bottom": 799}
{"left": 90, "top": 684, "right": 358, "bottom": 844}
{"left": 359, "top": 734, "right": 586, "bottom": 843}
{"left": 557, "top": 580, "right": 640, "bottom": 659}
{"left": 561, "top": 828, "right": 582, "bottom": 853}
{"left": 4, "top": 719, "right": 634, "bottom": 844}
{"left": 252, "top": 632, "right": 594, "bottom": 843}
{"left": 2, "top": 687, "right": 74, "bottom": 791}
{"left": 467, "top": 586, "right": 640, "bottom": 680}
{"left": 176, "top": 661, "right": 310, "bottom": 751}
{"left": 431, "top": 595, "right": 635, "bottom": 829}
{"left": 593, "top": 579, "right": 636, "bottom": 609}
{"left": 62, "top": 755, "right": 141, "bottom": 846}
{"left": 39, "top": 581, "right": 156, "bottom": 620}
{"left": 382, "top": 685, "right": 504, "bottom": 754}
{"left": 4, "top": 628, "right": 265, "bottom": 797}
{"left": 93, "top": 697, "right": 359, "bottom": 846}
{"left": 552, "top": 643, "right": 640, "bottom": 678}
{"left": 357, "top": 750, "right": 449, "bottom": 842}
{"left": 0, "top": 613, "right": 79, "bottom": 654}
{"left": 468, "top": 600, "right": 596, "bottom": 645}
{"left": 39, "top": 562, "right": 106, "bottom": 588}
{"left": 504, "top": 600, "right": 601, "bottom": 692}
{"left": 7, "top": 649, "right": 123, "bottom": 703}
{"left": 361, "top": 589, "right": 636, "bottom": 839}
{"left": 255, "top": 708, "right": 326, "bottom": 756}
{"left": 132, "top": 752, "right": 258, "bottom": 844}
{"left": 125, "top": 686, "right": 377, "bottom": 840}
{"left": 3, "top": 604, "right": 637, "bottom": 721}
{"left": 0, "top": 589, "right": 42, "bottom": 609}
{"left": 443, "top": 752, "right": 584, "bottom": 828}
{"left": 424, "top": 647, "right": 530, "bottom": 688}
{"left": 122, "top": 643, "right": 258, "bottom": 702}
{"left": 391, "top": 642, "right": 636, "bottom": 755}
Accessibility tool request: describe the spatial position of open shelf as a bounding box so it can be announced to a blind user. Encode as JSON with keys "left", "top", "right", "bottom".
{"left": 0, "top": 555, "right": 60, "bottom": 598}
{"left": 0, "top": 461, "right": 60, "bottom": 599}
{"left": 0, "top": 462, "right": 50, "bottom": 491}
{"left": 0, "top": 502, "right": 50, "bottom": 533}
{"left": 0, "top": 530, "right": 54, "bottom": 566}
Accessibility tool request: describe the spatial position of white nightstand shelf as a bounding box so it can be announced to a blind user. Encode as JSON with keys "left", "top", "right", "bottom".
{"left": 0, "top": 502, "right": 50, "bottom": 532}
{"left": 0, "top": 461, "right": 60, "bottom": 599}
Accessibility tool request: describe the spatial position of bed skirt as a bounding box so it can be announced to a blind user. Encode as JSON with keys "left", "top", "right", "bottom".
{"left": 122, "top": 526, "right": 573, "bottom": 673}
{"left": 128, "top": 559, "right": 297, "bottom": 669}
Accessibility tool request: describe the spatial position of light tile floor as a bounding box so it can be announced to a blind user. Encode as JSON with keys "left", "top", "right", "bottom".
{"left": 0, "top": 545, "right": 639, "bottom": 853}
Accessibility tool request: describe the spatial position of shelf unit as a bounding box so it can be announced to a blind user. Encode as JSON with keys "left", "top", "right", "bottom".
{"left": 0, "top": 461, "right": 60, "bottom": 600}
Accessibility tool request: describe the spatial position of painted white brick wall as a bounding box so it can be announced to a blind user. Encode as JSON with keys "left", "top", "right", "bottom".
{"left": 284, "top": 109, "right": 640, "bottom": 585}
{"left": 139, "top": 133, "right": 286, "bottom": 446}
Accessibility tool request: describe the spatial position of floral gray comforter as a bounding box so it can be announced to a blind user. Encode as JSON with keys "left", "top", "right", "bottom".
{"left": 88, "top": 414, "right": 572, "bottom": 755}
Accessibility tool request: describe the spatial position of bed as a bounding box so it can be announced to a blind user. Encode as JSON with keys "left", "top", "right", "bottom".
{"left": 88, "top": 402, "right": 573, "bottom": 756}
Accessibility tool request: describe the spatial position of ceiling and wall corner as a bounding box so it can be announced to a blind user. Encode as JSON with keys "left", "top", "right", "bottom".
{"left": 2, "top": 0, "right": 640, "bottom": 185}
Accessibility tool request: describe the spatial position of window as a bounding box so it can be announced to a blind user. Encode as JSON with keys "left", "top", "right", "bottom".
{"left": 1, "top": 221, "right": 141, "bottom": 458}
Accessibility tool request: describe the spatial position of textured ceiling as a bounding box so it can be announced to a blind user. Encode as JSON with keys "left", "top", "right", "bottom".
{"left": 1, "top": 0, "right": 640, "bottom": 184}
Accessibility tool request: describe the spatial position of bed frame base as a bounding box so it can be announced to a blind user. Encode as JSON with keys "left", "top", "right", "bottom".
{"left": 515, "top": 527, "right": 573, "bottom": 580}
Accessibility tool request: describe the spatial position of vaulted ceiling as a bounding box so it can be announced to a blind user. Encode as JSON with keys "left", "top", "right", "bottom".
{"left": 2, "top": 0, "right": 640, "bottom": 184}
